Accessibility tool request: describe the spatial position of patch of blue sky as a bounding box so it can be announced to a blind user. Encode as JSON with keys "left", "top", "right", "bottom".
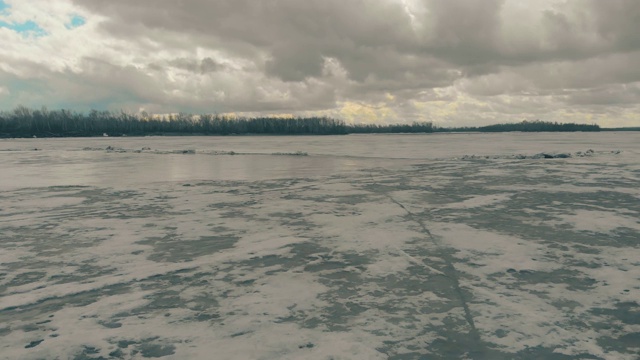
{"left": 0, "top": 19, "right": 47, "bottom": 37}
{"left": 0, "top": 0, "right": 9, "bottom": 13}
{"left": 66, "top": 14, "right": 86, "bottom": 29}
{"left": 0, "top": 1, "right": 48, "bottom": 37}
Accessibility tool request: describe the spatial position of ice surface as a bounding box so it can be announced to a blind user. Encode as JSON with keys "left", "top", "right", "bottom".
{"left": 1, "top": 133, "right": 639, "bottom": 359}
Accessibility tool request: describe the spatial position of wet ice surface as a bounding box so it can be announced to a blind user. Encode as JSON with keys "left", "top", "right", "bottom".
{"left": 1, "top": 133, "right": 639, "bottom": 359}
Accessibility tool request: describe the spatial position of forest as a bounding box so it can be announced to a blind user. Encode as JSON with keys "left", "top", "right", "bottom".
{"left": 435, "top": 120, "right": 601, "bottom": 132}
{"left": 0, "top": 107, "right": 434, "bottom": 137}
{"left": 0, "top": 107, "right": 349, "bottom": 137}
{"left": 0, "top": 107, "right": 603, "bottom": 138}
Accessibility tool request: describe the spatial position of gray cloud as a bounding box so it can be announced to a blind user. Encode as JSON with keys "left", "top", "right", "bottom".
{"left": 589, "top": 0, "right": 640, "bottom": 52}
{"left": 565, "top": 84, "right": 640, "bottom": 107}
{"left": 73, "top": 0, "right": 640, "bottom": 77}
{"left": 167, "top": 57, "right": 224, "bottom": 74}
{"left": 425, "top": 0, "right": 505, "bottom": 65}
{"left": 3, "top": 0, "right": 639, "bottom": 125}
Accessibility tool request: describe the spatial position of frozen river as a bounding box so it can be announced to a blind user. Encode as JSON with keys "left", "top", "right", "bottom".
{"left": 1, "top": 133, "right": 639, "bottom": 359}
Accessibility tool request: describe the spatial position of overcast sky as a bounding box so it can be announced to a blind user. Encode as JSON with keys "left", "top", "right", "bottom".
{"left": 1, "top": 0, "right": 639, "bottom": 126}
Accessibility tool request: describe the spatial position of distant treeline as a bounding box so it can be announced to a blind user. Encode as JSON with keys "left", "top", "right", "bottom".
{"left": 436, "top": 120, "right": 600, "bottom": 132}
{"left": 349, "top": 122, "right": 435, "bottom": 134}
{"left": 0, "top": 107, "right": 436, "bottom": 137}
{"left": 0, "top": 107, "right": 349, "bottom": 137}
{"left": 0, "top": 107, "right": 607, "bottom": 138}
{"left": 600, "top": 127, "right": 640, "bottom": 131}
